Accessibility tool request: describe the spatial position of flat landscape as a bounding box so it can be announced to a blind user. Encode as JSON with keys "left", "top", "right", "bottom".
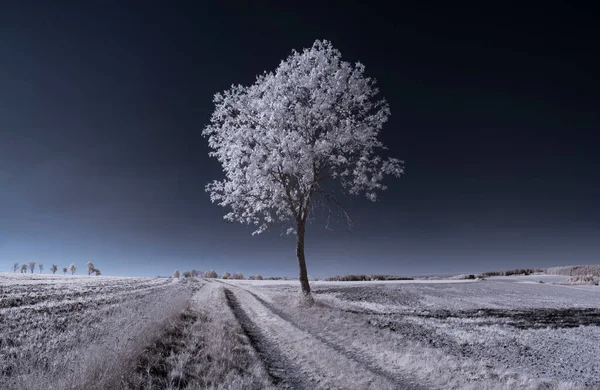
{"left": 1, "top": 272, "right": 599, "bottom": 389}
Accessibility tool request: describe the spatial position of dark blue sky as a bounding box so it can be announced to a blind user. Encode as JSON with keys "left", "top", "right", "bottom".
{"left": 1, "top": 2, "right": 598, "bottom": 277}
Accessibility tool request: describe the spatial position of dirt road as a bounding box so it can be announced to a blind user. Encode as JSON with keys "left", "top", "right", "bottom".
{"left": 217, "top": 280, "right": 425, "bottom": 390}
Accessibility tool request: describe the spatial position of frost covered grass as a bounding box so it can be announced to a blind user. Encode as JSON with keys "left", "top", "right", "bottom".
{"left": 0, "top": 272, "right": 194, "bottom": 390}
{"left": 3, "top": 271, "right": 597, "bottom": 389}
{"left": 240, "top": 276, "right": 599, "bottom": 389}
{"left": 124, "top": 281, "right": 274, "bottom": 390}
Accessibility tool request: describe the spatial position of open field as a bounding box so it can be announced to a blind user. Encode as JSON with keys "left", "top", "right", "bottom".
{"left": 1, "top": 272, "right": 599, "bottom": 389}
{"left": 219, "top": 276, "right": 599, "bottom": 389}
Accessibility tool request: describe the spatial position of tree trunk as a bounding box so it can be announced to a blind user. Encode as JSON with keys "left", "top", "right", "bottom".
{"left": 296, "top": 220, "right": 313, "bottom": 301}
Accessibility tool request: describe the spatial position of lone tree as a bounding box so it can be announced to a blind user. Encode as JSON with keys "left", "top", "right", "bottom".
{"left": 13, "top": 263, "right": 19, "bottom": 273}
{"left": 62, "top": 267, "right": 68, "bottom": 275}
{"left": 38, "top": 264, "right": 44, "bottom": 273}
{"left": 50, "top": 264, "right": 58, "bottom": 274}
{"left": 204, "top": 40, "right": 402, "bottom": 300}
{"left": 21, "top": 264, "right": 28, "bottom": 273}
{"left": 28, "top": 261, "right": 36, "bottom": 274}
{"left": 69, "top": 263, "right": 77, "bottom": 275}
{"left": 173, "top": 269, "right": 180, "bottom": 279}
{"left": 86, "top": 262, "right": 95, "bottom": 276}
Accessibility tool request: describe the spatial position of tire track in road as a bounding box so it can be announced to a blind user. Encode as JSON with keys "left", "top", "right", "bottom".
{"left": 221, "top": 281, "right": 423, "bottom": 390}
{"left": 243, "top": 288, "right": 426, "bottom": 390}
{"left": 224, "top": 288, "right": 313, "bottom": 390}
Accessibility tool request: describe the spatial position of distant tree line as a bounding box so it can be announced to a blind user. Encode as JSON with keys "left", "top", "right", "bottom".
{"left": 479, "top": 268, "right": 545, "bottom": 277}
{"left": 11, "top": 262, "right": 101, "bottom": 276}
{"left": 324, "top": 274, "right": 413, "bottom": 282}
{"left": 172, "top": 269, "right": 264, "bottom": 281}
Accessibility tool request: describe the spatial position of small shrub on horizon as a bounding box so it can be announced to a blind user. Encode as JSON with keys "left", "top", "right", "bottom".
{"left": 173, "top": 269, "right": 180, "bottom": 279}
{"left": 222, "top": 272, "right": 231, "bottom": 279}
{"left": 232, "top": 272, "right": 244, "bottom": 280}
{"left": 204, "top": 270, "right": 218, "bottom": 278}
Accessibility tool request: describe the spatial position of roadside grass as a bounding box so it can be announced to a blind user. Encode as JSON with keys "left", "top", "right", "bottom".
{"left": 124, "top": 281, "right": 274, "bottom": 390}
{"left": 1, "top": 278, "right": 194, "bottom": 390}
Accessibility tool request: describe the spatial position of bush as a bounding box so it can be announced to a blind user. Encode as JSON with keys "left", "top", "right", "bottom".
{"left": 232, "top": 272, "right": 244, "bottom": 280}
{"left": 255, "top": 274, "right": 263, "bottom": 280}
{"left": 566, "top": 274, "right": 600, "bottom": 285}
{"left": 182, "top": 271, "right": 192, "bottom": 278}
{"left": 204, "top": 270, "right": 218, "bottom": 278}
{"left": 450, "top": 274, "right": 476, "bottom": 280}
{"left": 173, "top": 269, "right": 180, "bottom": 279}
{"left": 222, "top": 272, "right": 231, "bottom": 279}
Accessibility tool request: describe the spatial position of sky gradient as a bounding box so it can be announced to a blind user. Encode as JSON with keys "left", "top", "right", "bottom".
{"left": 1, "top": 2, "right": 598, "bottom": 277}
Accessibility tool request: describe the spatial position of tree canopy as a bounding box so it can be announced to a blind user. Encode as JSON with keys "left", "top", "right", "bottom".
{"left": 204, "top": 40, "right": 402, "bottom": 236}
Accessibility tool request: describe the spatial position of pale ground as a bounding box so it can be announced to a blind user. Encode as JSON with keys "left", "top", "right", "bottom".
{"left": 222, "top": 275, "right": 599, "bottom": 389}
{"left": 2, "top": 272, "right": 598, "bottom": 389}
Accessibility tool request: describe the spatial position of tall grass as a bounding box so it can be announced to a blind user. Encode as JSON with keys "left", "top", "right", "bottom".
{"left": 124, "top": 281, "right": 274, "bottom": 389}
{"left": 3, "top": 283, "right": 194, "bottom": 390}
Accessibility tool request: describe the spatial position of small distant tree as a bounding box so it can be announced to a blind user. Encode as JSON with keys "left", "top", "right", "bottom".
{"left": 86, "top": 262, "right": 95, "bottom": 276}
{"left": 222, "top": 272, "right": 231, "bottom": 279}
{"left": 28, "top": 261, "right": 36, "bottom": 274}
{"left": 204, "top": 270, "right": 218, "bottom": 278}
{"left": 21, "top": 264, "right": 28, "bottom": 273}
{"left": 173, "top": 269, "right": 180, "bottom": 279}
{"left": 182, "top": 271, "right": 192, "bottom": 278}
{"left": 13, "top": 263, "right": 19, "bottom": 273}
{"left": 69, "top": 264, "right": 77, "bottom": 275}
{"left": 38, "top": 264, "right": 44, "bottom": 273}
{"left": 62, "top": 267, "right": 68, "bottom": 275}
{"left": 93, "top": 268, "right": 101, "bottom": 276}
{"left": 203, "top": 40, "right": 403, "bottom": 300}
{"left": 255, "top": 274, "right": 263, "bottom": 280}
{"left": 232, "top": 272, "right": 244, "bottom": 280}
{"left": 50, "top": 264, "right": 58, "bottom": 274}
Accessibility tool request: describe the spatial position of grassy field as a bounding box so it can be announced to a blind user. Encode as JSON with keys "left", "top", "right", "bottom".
{"left": 1, "top": 271, "right": 598, "bottom": 389}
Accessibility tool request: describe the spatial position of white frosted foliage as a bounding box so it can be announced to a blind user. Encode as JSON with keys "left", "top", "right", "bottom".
{"left": 204, "top": 40, "right": 403, "bottom": 235}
